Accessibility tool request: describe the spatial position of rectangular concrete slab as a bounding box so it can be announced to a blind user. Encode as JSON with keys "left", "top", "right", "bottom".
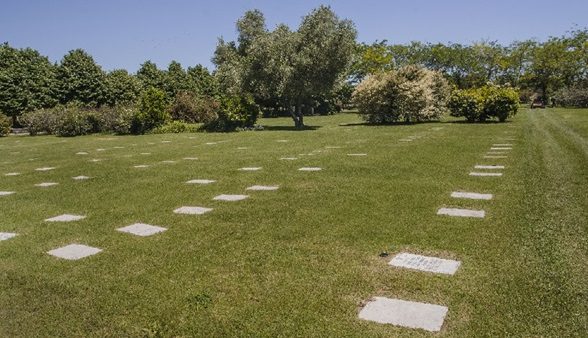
{"left": 451, "top": 191, "right": 493, "bottom": 200}
{"left": 186, "top": 179, "right": 216, "bottom": 184}
{"left": 0, "top": 191, "right": 15, "bottom": 196}
{"left": 0, "top": 232, "right": 17, "bottom": 241}
{"left": 474, "top": 165, "right": 505, "bottom": 169}
{"left": 298, "top": 167, "right": 322, "bottom": 171}
{"left": 389, "top": 252, "right": 461, "bottom": 275}
{"left": 437, "top": 207, "right": 485, "bottom": 218}
{"left": 239, "top": 167, "right": 262, "bottom": 171}
{"left": 469, "top": 172, "right": 503, "bottom": 177}
{"left": 347, "top": 153, "right": 367, "bottom": 156}
{"left": 280, "top": 157, "right": 298, "bottom": 160}
{"left": 173, "top": 206, "right": 213, "bottom": 215}
{"left": 359, "top": 297, "right": 448, "bottom": 332}
{"left": 47, "top": 244, "right": 102, "bottom": 260}
{"left": 246, "top": 185, "right": 279, "bottom": 191}
{"left": 490, "top": 147, "right": 512, "bottom": 150}
{"left": 35, "top": 167, "right": 56, "bottom": 171}
{"left": 183, "top": 157, "right": 198, "bottom": 160}
{"left": 134, "top": 165, "right": 150, "bottom": 168}
{"left": 213, "top": 194, "right": 249, "bottom": 201}
{"left": 117, "top": 223, "right": 167, "bottom": 236}
{"left": 76, "top": 152, "right": 88, "bottom": 155}
{"left": 45, "top": 214, "right": 86, "bottom": 222}
{"left": 161, "top": 160, "right": 177, "bottom": 164}
{"left": 4, "top": 172, "right": 20, "bottom": 176}
{"left": 72, "top": 176, "right": 90, "bottom": 180}
{"left": 35, "top": 182, "right": 58, "bottom": 187}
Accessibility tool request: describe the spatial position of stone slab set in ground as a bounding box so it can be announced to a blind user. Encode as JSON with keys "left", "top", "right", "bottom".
{"left": 474, "top": 165, "right": 505, "bottom": 169}
{"left": 437, "top": 207, "right": 485, "bottom": 218}
{"left": 280, "top": 157, "right": 298, "bottom": 160}
{"left": 4, "top": 172, "right": 20, "bottom": 176}
{"left": 47, "top": 244, "right": 102, "bottom": 260}
{"left": 347, "top": 153, "right": 367, "bottom": 156}
{"left": 117, "top": 223, "right": 167, "bottom": 236}
{"left": 298, "top": 167, "right": 322, "bottom": 171}
{"left": 246, "top": 185, "right": 279, "bottom": 191}
{"left": 0, "top": 232, "right": 17, "bottom": 241}
{"left": 389, "top": 252, "right": 461, "bottom": 275}
{"left": 45, "top": 214, "right": 86, "bottom": 222}
{"left": 0, "top": 191, "right": 15, "bottom": 196}
{"left": 173, "top": 206, "right": 213, "bottom": 215}
{"left": 35, "top": 167, "right": 56, "bottom": 171}
{"left": 490, "top": 147, "right": 512, "bottom": 150}
{"left": 451, "top": 191, "right": 493, "bottom": 200}
{"left": 469, "top": 172, "right": 503, "bottom": 177}
{"left": 358, "top": 297, "right": 448, "bottom": 332}
{"left": 239, "top": 167, "right": 262, "bottom": 171}
{"left": 213, "top": 194, "right": 249, "bottom": 201}
{"left": 186, "top": 179, "right": 216, "bottom": 184}
{"left": 35, "top": 182, "right": 58, "bottom": 187}
{"left": 72, "top": 176, "right": 90, "bottom": 180}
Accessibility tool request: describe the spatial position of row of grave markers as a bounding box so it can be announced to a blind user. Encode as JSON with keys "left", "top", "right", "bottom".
{"left": 358, "top": 137, "right": 514, "bottom": 332}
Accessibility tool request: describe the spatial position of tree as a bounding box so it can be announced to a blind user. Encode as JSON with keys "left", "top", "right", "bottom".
{"left": 56, "top": 49, "right": 106, "bottom": 106}
{"left": 186, "top": 65, "right": 218, "bottom": 97}
{"left": 214, "top": 6, "right": 357, "bottom": 128}
{"left": 137, "top": 61, "right": 165, "bottom": 91}
{"left": 0, "top": 43, "right": 57, "bottom": 125}
{"left": 104, "top": 69, "right": 140, "bottom": 106}
{"left": 163, "top": 60, "right": 188, "bottom": 100}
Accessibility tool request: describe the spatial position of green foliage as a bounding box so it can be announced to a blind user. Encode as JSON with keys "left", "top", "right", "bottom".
{"left": 353, "top": 66, "right": 450, "bottom": 123}
{"left": 170, "top": 91, "right": 220, "bottom": 123}
{"left": 0, "top": 113, "right": 11, "bottom": 136}
{"left": 57, "top": 49, "right": 107, "bottom": 106}
{"left": 203, "top": 95, "right": 259, "bottom": 131}
{"left": 52, "top": 106, "right": 93, "bottom": 137}
{"left": 19, "top": 109, "right": 58, "bottom": 135}
{"left": 553, "top": 85, "right": 588, "bottom": 107}
{"left": 104, "top": 69, "right": 140, "bottom": 106}
{"left": 137, "top": 61, "right": 165, "bottom": 91}
{"left": 94, "top": 106, "right": 136, "bottom": 135}
{"left": 449, "top": 85, "right": 519, "bottom": 122}
{"left": 0, "top": 43, "right": 57, "bottom": 121}
{"left": 152, "top": 120, "right": 198, "bottom": 134}
{"left": 134, "top": 87, "right": 170, "bottom": 134}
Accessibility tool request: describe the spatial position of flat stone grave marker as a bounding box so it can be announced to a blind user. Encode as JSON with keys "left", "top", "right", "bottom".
{"left": 237, "top": 147, "right": 248, "bottom": 150}
{"left": 161, "top": 140, "right": 172, "bottom": 143}
{"left": 134, "top": 165, "right": 150, "bottom": 168}
{"left": 45, "top": 214, "right": 86, "bottom": 222}
{"left": 35, "top": 167, "right": 55, "bottom": 171}
{"left": 246, "top": 185, "right": 279, "bottom": 191}
{"left": 280, "top": 157, "right": 298, "bottom": 160}
{"left": 114, "top": 146, "right": 125, "bottom": 149}
{"left": 239, "top": 167, "right": 262, "bottom": 171}
{"left": 117, "top": 223, "right": 167, "bottom": 237}
{"left": 469, "top": 172, "right": 503, "bottom": 177}
{"left": 186, "top": 179, "right": 216, "bottom": 184}
{"left": 437, "top": 207, "right": 485, "bottom": 218}
{"left": 347, "top": 153, "right": 367, "bottom": 156}
{"left": 72, "top": 176, "right": 90, "bottom": 180}
{"left": 484, "top": 156, "right": 507, "bottom": 159}
{"left": 89, "top": 159, "right": 103, "bottom": 162}
{"left": 205, "top": 142, "right": 217, "bottom": 145}
{"left": 161, "top": 160, "right": 177, "bottom": 164}
{"left": 173, "top": 206, "right": 213, "bottom": 215}
{"left": 474, "top": 165, "right": 505, "bottom": 169}
{"left": 451, "top": 191, "right": 493, "bottom": 200}
{"left": 4, "top": 172, "right": 20, "bottom": 176}
{"left": 358, "top": 297, "right": 448, "bottom": 332}
{"left": 486, "top": 151, "right": 506, "bottom": 155}
{"left": 325, "top": 146, "right": 342, "bottom": 149}
{"left": 276, "top": 139, "right": 288, "bottom": 143}
{"left": 0, "top": 191, "right": 15, "bottom": 196}
{"left": 140, "top": 153, "right": 151, "bottom": 155}
{"left": 47, "top": 244, "right": 102, "bottom": 260}
{"left": 183, "top": 157, "right": 198, "bottom": 160}
{"left": 298, "top": 167, "right": 322, "bottom": 171}
{"left": 96, "top": 148, "right": 106, "bottom": 152}
{"left": 490, "top": 147, "right": 512, "bottom": 150}
{"left": 35, "top": 182, "right": 58, "bottom": 187}
{"left": 389, "top": 252, "right": 461, "bottom": 275}
{"left": 0, "top": 232, "right": 17, "bottom": 241}
{"left": 76, "top": 152, "right": 88, "bottom": 155}
{"left": 213, "top": 194, "right": 249, "bottom": 201}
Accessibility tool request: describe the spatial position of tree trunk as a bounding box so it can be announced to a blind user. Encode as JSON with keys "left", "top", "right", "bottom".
{"left": 290, "top": 102, "right": 305, "bottom": 128}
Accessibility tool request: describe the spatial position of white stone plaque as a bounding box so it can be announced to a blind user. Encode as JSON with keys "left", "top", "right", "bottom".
{"left": 389, "top": 252, "right": 461, "bottom": 275}
{"left": 437, "top": 207, "right": 485, "bottom": 218}
{"left": 47, "top": 244, "right": 102, "bottom": 260}
{"left": 358, "top": 297, "right": 448, "bottom": 332}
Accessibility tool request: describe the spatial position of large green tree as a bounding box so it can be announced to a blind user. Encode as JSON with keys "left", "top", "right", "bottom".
{"left": 56, "top": 49, "right": 106, "bottom": 106}
{"left": 104, "top": 69, "right": 141, "bottom": 106}
{"left": 0, "top": 43, "right": 57, "bottom": 125}
{"left": 137, "top": 60, "right": 165, "bottom": 91}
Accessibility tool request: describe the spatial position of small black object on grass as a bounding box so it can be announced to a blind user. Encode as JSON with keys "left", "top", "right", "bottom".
{"left": 379, "top": 252, "right": 389, "bottom": 257}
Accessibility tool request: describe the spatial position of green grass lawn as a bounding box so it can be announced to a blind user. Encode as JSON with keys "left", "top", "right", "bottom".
{"left": 0, "top": 108, "right": 586, "bottom": 337}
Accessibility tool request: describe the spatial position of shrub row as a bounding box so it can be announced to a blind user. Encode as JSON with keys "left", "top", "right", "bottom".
{"left": 0, "top": 114, "right": 10, "bottom": 136}
{"left": 448, "top": 85, "right": 519, "bottom": 122}
{"left": 553, "top": 85, "right": 588, "bottom": 108}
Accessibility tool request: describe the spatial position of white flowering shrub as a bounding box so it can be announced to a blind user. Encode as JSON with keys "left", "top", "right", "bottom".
{"left": 352, "top": 65, "right": 450, "bottom": 123}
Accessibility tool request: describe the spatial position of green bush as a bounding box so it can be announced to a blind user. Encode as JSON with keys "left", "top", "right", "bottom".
{"left": 52, "top": 106, "right": 92, "bottom": 137}
{"left": 448, "top": 89, "right": 483, "bottom": 122}
{"left": 171, "top": 91, "right": 220, "bottom": 123}
{"left": 352, "top": 65, "right": 450, "bottom": 124}
{"left": 152, "top": 121, "right": 198, "bottom": 134}
{"left": 133, "top": 87, "right": 170, "bottom": 134}
{"left": 553, "top": 85, "right": 588, "bottom": 107}
{"left": 94, "top": 106, "right": 136, "bottom": 135}
{"left": 203, "top": 95, "right": 259, "bottom": 131}
{"left": 0, "top": 114, "right": 11, "bottom": 136}
{"left": 449, "top": 85, "right": 519, "bottom": 122}
{"left": 19, "top": 109, "right": 58, "bottom": 135}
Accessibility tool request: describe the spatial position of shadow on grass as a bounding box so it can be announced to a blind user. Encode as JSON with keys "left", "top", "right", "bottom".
{"left": 262, "top": 125, "right": 321, "bottom": 131}
{"left": 339, "top": 120, "right": 444, "bottom": 127}
{"left": 448, "top": 120, "right": 513, "bottom": 124}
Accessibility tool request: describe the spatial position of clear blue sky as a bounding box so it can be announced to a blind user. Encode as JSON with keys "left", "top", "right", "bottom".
{"left": 1, "top": 0, "right": 586, "bottom": 72}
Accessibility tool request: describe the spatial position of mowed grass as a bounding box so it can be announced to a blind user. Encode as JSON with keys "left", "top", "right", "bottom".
{"left": 0, "top": 109, "right": 586, "bottom": 337}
